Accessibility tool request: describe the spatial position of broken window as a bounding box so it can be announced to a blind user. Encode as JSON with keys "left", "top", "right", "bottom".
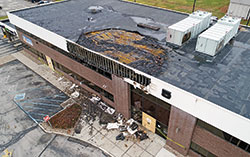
{"left": 16, "top": 27, "right": 112, "bottom": 80}
{"left": 52, "top": 60, "right": 114, "bottom": 102}
{"left": 22, "top": 42, "right": 47, "bottom": 65}
{"left": 190, "top": 142, "right": 216, "bottom": 157}
{"left": 67, "top": 41, "right": 151, "bottom": 86}
{"left": 131, "top": 87, "right": 170, "bottom": 138}
{"left": 197, "top": 120, "right": 250, "bottom": 153}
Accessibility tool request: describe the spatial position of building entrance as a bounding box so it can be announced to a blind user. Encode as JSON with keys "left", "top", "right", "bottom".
{"left": 131, "top": 87, "right": 171, "bottom": 139}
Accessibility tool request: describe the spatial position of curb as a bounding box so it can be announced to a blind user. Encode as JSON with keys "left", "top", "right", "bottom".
{"left": 38, "top": 123, "right": 114, "bottom": 157}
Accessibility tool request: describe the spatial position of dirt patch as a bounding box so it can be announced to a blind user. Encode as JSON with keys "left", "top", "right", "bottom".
{"left": 49, "top": 104, "right": 82, "bottom": 129}
{"left": 220, "top": 5, "right": 228, "bottom": 13}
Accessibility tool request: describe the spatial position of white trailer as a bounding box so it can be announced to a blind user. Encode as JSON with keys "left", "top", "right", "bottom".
{"left": 196, "top": 16, "right": 241, "bottom": 56}
{"left": 166, "top": 10, "right": 212, "bottom": 46}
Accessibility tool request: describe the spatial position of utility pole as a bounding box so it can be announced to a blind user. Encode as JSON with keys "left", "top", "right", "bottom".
{"left": 192, "top": 0, "right": 197, "bottom": 12}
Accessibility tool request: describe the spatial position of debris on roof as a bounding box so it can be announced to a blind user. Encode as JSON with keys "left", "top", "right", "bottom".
{"left": 77, "top": 29, "right": 168, "bottom": 75}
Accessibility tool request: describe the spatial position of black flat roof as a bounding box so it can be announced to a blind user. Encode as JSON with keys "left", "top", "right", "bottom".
{"left": 12, "top": 0, "right": 250, "bottom": 119}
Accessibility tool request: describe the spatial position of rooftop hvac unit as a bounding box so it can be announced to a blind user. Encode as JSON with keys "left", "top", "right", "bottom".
{"left": 195, "top": 16, "right": 241, "bottom": 56}
{"left": 166, "top": 10, "right": 212, "bottom": 46}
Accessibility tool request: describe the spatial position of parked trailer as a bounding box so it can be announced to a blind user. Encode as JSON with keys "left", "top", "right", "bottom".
{"left": 196, "top": 16, "right": 241, "bottom": 56}
{"left": 166, "top": 10, "right": 212, "bottom": 46}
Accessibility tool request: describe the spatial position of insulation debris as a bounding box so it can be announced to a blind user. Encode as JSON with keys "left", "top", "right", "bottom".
{"left": 105, "top": 107, "right": 115, "bottom": 115}
{"left": 69, "top": 84, "right": 76, "bottom": 90}
{"left": 98, "top": 101, "right": 115, "bottom": 115}
{"left": 127, "top": 127, "right": 137, "bottom": 135}
{"left": 107, "top": 122, "right": 119, "bottom": 130}
{"left": 90, "top": 96, "right": 101, "bottom": 104}
{"left": 57, "top": 77, "right": 64, "bottom": 81}
{"left": 71, "top": 91, "right": 80, "bottom": 98}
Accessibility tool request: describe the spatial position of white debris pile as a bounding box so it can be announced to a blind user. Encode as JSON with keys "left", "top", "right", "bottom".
{"left": 106, "top": 122, "right": 120, "bottom": 130}
{"left": 69, "top": 84, "right": 78, "bottom": 90}
{"left": 105, "top": 116, "right": 148, "bottom": 141}
{"left": 97, "top": 101, "right": 115, "bottom": 115}
{"left": 71, "top": 91, "right": 79, "bottom": 98}
{"left": 90, "top": 96, "right": 101, "bottom": 104}
{"left": 57, "top": 77, "right": 63, "bottom": 81}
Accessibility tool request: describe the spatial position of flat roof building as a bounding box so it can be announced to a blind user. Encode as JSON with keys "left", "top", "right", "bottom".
{"left": 7, "top": 0, "right": 250, "bottom": 156}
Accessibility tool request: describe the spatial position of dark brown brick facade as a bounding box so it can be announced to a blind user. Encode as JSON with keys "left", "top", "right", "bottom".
{"left": 19, "top": 30, "right": 131, "bottom": 119}
{"left": 166, "top": 106, "right": 196, "bottom": 155}
{"left": 192, "top": 126, "right": 250, "bottom": 157}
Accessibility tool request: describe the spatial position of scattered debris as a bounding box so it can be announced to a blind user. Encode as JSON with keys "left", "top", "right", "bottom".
{"left": 98, "top": 101, "right": 115, "bottom": 115}
{"left": 53, "top": 77, "right": 149, "bottom": 143}
{"left": 116, "top": 133, "right": 125, "bottom": 141}
{"left": 126, "top": 118, "right": 135, "bottom": 125}
{"left": 137, "top": 23, "right": 160, "bottom": 31}
{"left": 127, "top": 127, "right": 138, "bottom": 135}
{"left": 119, "top": 126, "right": 127, "bottom": 132}
{"left": 69, "top": 84, "right": 77, "bottom": 90}
{"left": 135, "top": 130, "right": 149, "bottom": 141}
{"left": 106, "top": 122, "right": 119, "bottom": 130}
{"left": 130, "top": 122, "right": 138, "bottom": 131}
{"left": 58, "top": 77, "right": 64, "bottom": 81}
{"left": 71, "top": 91, "right": 80, "bottom": 98}
{"left": 105, "top": 107, "right": 115, "bottom": 115}
{"left": 90, "top": 96, "right": 101, "bottom": 104}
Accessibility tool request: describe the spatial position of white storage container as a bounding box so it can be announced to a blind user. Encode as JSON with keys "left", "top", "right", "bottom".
{"left": 166, "top": 10, "right": 212, "bottom": 46}
{"left": 196, "top": 16, "right": 241, "bottom": 56}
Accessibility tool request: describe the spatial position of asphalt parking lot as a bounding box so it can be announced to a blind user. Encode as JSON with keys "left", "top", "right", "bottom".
{"left": 0, "top": 59, "right": 109, "bottom": 157}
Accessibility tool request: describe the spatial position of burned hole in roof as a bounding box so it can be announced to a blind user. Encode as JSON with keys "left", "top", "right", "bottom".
{"left": 76, "top": 29, "right": 168, "bottom": 75}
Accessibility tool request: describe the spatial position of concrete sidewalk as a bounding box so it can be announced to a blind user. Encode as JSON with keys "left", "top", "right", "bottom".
{"left": 10, "top": 50, "right": 182, "bottom": 157}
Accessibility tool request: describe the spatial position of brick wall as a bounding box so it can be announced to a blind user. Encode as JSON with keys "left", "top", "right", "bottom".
{"left": 192, "top": 126, "right": 250, "bottom": 157}
{"left": 19, "top": 31, "right": 131, "bottom": 116}
{"left": 166, "top": 106, "right": 196, "bottom": 155}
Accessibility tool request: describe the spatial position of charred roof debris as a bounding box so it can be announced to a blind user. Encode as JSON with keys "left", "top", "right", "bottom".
{"left": 76, "top": 29, "right": 167, "bottom": 76}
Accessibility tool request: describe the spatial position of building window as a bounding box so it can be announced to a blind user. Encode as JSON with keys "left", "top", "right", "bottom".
{"left": 22, "top": 42, "right": 47, "bottom": 65}
{"left": 190, "top": 142, "right": 216, "bottom": 157}
{"left": 52, "top": 60, "right": 114, "bottom": 102}
{"left": 197, "top": 120, "right": 250, "bottom": 153}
